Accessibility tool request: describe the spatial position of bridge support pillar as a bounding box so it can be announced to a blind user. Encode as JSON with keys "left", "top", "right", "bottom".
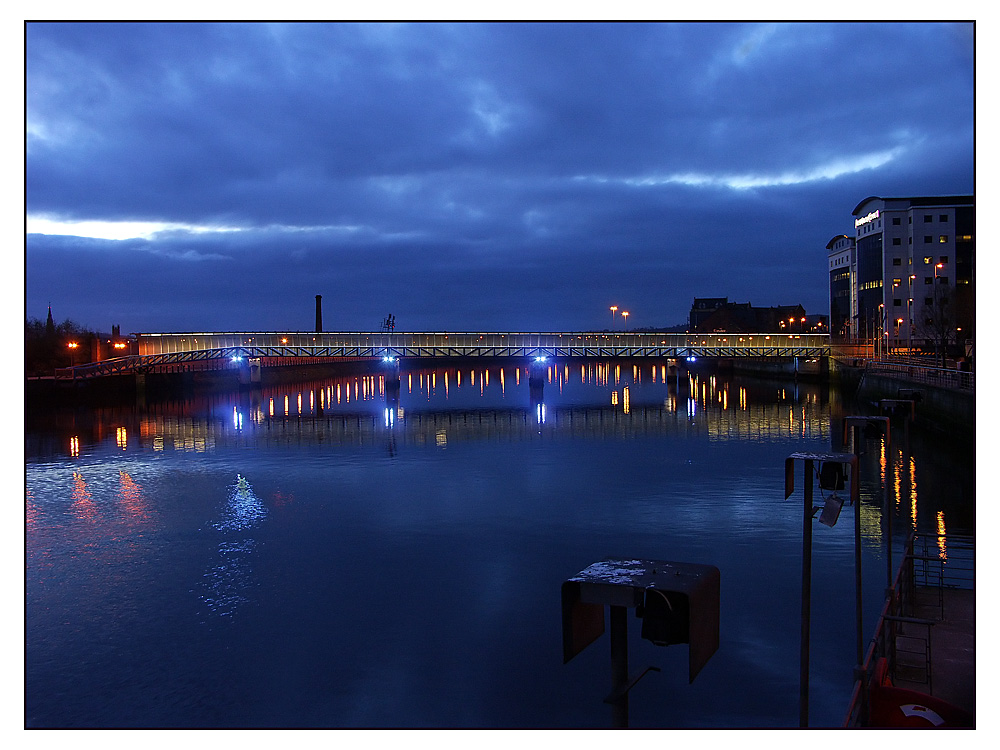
{"left": 135, "top": 372, "right": 146, "bottom": 405}
{"left": 238, "top": 358, "right": 261, "bottom": 385}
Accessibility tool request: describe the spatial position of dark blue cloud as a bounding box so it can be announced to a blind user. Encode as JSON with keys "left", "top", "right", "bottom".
{"left": 26, "top": 21, "right": 975, "bottom": 333}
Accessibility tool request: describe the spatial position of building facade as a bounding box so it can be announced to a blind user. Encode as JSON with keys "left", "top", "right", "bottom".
{"left": 826, "top": 234, "right": 855, "bottom": 339}
{"left": 688, "top": 299, "right": 824, "bottom": 334}
{"left": 828, "top": 195, "right": 974, "bottom": 352}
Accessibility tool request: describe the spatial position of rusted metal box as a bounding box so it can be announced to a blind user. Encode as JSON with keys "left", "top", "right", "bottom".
{"left": 562, "top": 558, "right": 720, "bottom": 682}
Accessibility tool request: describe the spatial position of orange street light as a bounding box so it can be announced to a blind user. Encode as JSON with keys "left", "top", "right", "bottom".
{"left": 622, "top": 311, "right": 630, "bottom": 330}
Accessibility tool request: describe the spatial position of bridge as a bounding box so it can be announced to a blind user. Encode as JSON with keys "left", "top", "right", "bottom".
{"left": 56, "top": 330, "right": 832, "bottom": 380}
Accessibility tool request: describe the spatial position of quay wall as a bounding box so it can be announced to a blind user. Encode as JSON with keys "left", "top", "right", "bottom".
{"left": 727, "top": 356, "right": 826, "bottom": 380}
{"left": 855, "top": 370, "right": 974, "bottom": 437}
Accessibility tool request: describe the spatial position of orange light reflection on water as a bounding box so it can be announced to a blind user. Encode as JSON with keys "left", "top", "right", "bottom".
{"left": 117, "top": 470, "right": 149, "bottom": 522}
{"left": 26, "top": 488, "right": 39, "bottom": 527}
{"left": 72, "top": 471, "right": 96, "bottom": 522}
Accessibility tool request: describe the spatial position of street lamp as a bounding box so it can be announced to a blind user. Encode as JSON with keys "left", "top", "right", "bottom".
{"left": 933, "top": 264, "right": 945, "bottom": 365}
{"left": 610, "top": 306, "right": 618, "bottom": 328}
{"left": 621, "top": 311, "right": 629, "bottom": 331}
{"left": 67, "top": 341, "right": 79, "bottom": 367}
{"left": 877, "top": 304, "right": 885, "bottom": 358}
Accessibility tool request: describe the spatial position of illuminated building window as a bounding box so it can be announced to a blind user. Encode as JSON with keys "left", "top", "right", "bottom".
{"left": 939, "top": 235, "right": 948, "bottom": 243}
{"left": 923, "top": 256, "right": 932, "bottom": 264}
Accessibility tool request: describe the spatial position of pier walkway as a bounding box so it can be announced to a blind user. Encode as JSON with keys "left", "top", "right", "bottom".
{"left": 844, "top": 533, "right": 975, "bottom": 727}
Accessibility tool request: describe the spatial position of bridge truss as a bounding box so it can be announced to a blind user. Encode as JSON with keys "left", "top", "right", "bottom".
{"left": 56, "top": 338, "right": 832, "bottom": 380}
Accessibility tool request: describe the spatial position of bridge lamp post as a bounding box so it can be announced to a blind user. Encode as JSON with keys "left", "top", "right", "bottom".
{"left": 622, "top": 311, "right": 629, "bottom": 331}
{"left": 67, "top": 341, "right": 79, "bottom": 367}
{"left": 610, "top": 306, "right": 618, "bottom": 329}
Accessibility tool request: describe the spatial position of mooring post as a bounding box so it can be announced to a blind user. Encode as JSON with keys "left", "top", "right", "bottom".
{"left": 609, "top": 605, "right": 629, "bottom": 728}
{"left": 799, "top": 460, "right": 813, "bottom": 728}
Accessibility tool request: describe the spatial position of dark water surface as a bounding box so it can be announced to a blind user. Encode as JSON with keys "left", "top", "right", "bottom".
{"left": 25, "top": 361, "right": 973, "bottom": 728}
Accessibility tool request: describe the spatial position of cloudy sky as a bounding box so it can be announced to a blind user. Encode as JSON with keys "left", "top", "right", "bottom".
{"left": 25, "top": 20, "right": 975, "bottom": 334}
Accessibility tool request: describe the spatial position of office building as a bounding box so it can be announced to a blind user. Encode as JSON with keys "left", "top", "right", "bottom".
{"left": 828, "top": 195, "right": 974, "bottom": 352}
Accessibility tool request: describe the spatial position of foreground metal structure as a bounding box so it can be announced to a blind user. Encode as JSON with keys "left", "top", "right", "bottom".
{"left": 57, "top": 331, "right": 831, "bottom": 379}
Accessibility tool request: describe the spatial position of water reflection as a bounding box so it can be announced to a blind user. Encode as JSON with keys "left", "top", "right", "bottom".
{"left": 201, "top": 474, "right": 267, "bottom": 616}
{"left": 25, "top": 360, "right": 971, "bottom": 554}
{"left": 26, "top": 488, "right": 39, "bottom": 527}
{"left": 71, "top": 471, "right": 96, "bottom": 522}
{"left": 116, "top": 470, "right": 149, "bottom": 523}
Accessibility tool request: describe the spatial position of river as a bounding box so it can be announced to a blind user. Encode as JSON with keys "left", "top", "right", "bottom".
{"left": 24, "top": 360, "right": 973, "bottom": 728}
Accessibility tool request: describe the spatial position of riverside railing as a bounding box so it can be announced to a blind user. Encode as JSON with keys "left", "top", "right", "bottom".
{"left": 864, "top": 360, "right": 974, "bottom": 391}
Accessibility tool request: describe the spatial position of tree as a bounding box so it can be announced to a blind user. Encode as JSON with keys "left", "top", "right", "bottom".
{"left": 25, "top": 316, "right": 96, "bottom": 377}
{"left": 914, "top": 283, "right": 958, "bottom": 368}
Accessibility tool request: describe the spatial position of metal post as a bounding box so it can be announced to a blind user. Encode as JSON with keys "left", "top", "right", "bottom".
{"left": 851, "top": 428, "right": 864, "bottom": 669}
{"left": 799, "top": 461, "right": 813, "bottom": 728}
{"left": 610, "top": 605, "right": 629, "bottom": 728}
{"left": 885, "top": 436, "right": 894, "bottom": 592}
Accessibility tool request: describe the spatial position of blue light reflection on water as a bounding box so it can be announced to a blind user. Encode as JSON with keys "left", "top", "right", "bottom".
{"left": 25, "top": 362, "right": 971, "bottom": 728}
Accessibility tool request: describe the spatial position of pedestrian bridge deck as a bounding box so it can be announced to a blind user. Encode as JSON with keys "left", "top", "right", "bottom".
{"left": 58, "top": 331, "right": 832, "bottom": 379}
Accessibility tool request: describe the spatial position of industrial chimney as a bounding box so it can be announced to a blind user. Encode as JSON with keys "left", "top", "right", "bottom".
{"left": 315, "top": 295, "right": 323, "bottom": 333}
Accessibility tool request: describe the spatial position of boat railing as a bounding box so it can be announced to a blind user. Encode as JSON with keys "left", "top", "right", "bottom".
{"left": 842, "top": 533, "right": 974, "bottom": 727}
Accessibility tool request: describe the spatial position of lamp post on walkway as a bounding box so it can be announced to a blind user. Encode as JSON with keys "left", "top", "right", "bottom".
{"left": 622, "top": 311, "right": 629, "bottom": 331}
{"left": 784, "top": 451, "right": 859, "bottom": 727}
{"left": 610, "top": 306, "right": 617, "bottom": 329}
